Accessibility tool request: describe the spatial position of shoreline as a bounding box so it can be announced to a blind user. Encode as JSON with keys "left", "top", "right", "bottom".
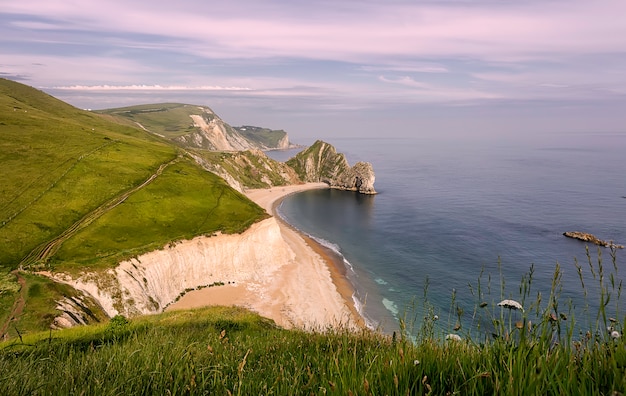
{"left": 167, "top": 182, "right": 364, "bottom": 330}
{"left": 268, "top": 190, "right": 365, "bottom": 329}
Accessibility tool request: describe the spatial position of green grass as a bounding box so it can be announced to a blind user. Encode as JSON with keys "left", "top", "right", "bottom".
{"left": 97, "top": 103, "right": 208, "bottom": 138}
{"left": 51, "top": 157, "right": 268, "bottom": 271}
{"left": 0, "top": 272, "right": 20, "bottom": 332}
{"left": 0, "top": 79, "right": 178, "bottom": 270}
{"left": 235, "top": 125, "right": 288, "bottom": 148}
{"left": 1, "top": 298, "right": 624, "bottom": 395}
{"left": 4, "top": 273, "right": 108, "bottom": 338}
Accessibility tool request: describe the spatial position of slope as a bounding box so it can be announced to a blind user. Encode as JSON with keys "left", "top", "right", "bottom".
{"left": 0, "top": 79, "right": 267, "bottom": 334}
{"left": 0, "top": 78, "right": 177, "bottom": 271}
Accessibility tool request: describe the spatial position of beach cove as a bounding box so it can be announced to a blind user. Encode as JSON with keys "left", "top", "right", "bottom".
{"left": 166, "top": 182, "right": 362, "bottom": 330}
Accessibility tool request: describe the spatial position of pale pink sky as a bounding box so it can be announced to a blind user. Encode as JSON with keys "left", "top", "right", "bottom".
{"left": 2, "top": 0, "right": 626, "bottom": 139}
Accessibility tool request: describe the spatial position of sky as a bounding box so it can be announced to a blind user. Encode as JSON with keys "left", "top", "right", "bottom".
{"left": 2, "top": 0, "right": 626, "bottom": 142}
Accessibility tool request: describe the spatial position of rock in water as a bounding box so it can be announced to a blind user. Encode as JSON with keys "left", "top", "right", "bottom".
{"left": 563, "top": 231, "right": 624, "bottom": 249}
{"left": 340, "top": 161, "right": 376, "bottom": 195}
{"left": 287, "top": 140, "right": 377, "bottom": 194}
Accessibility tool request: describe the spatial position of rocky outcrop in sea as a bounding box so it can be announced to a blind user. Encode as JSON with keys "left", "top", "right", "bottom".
{"left": 286, "top": 140, "right": 377, "bottom": 194}
{"left": 563, "top": 231, "right": 624, "bottom": 249}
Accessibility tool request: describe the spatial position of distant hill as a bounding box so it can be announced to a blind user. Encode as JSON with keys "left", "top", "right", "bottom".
{"left": 234, "top": 125, "right": 300, "bottom": 150}
{"left": 98, "top": 103, "right": 298, "bottom": 151}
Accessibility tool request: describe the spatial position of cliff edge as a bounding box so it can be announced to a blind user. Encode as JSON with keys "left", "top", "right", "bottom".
{"left": 286, "top": 140, "right": 376, "bottom": 194}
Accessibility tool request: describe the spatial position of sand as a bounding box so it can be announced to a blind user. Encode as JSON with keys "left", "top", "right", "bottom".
{"left": 167, "top": 183, "right": 362, "bottom": 330}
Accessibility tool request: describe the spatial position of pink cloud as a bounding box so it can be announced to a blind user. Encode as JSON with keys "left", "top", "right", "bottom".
{"left": 53, "top": 84, "right": 251, "bottom": 91}
{"left": 6, "top": 0, "right": 626, "bottom": 62}
{"left": 4, "top": 0, "right": 626, "bottom": 108}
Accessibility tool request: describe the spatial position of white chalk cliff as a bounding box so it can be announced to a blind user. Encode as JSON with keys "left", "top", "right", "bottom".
{"left": 53, "top": 219, "right": 287, "bottom": 316}
{"left": 49, "top": 217, "right": 352, "bottom": 329}
{"left": 172, "top": 108, "right": 295, "bottom": 151}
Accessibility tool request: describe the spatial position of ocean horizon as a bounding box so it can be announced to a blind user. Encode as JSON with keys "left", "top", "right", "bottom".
{"left": 269, "top": 133, "right": 626, "bottom": 335}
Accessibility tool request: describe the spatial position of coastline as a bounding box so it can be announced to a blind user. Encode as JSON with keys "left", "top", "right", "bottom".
{"left": 268, "top": 190, "right": 365, "bottom": 329}
{"left": 167, "top": 182, "right": 364, "bottom": 330}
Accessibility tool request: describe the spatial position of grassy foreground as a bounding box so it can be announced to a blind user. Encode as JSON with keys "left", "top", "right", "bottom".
{"left": 2, "top": 252, "right": 625, "bottom": 395}
{"left": 0, "top": 306, "right": 623, "bottom": 395}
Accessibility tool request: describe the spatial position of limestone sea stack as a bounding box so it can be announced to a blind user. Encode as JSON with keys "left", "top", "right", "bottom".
{"left": 563, "top": 231, "right": 624, "bottom": 249}
{"left": 286, "top": 140, "right": 377, "bottom": 194}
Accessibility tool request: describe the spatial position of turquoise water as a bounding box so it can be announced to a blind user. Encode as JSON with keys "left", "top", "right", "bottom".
{"left": 269, "top": 133, "right": 626, "bottom": 333}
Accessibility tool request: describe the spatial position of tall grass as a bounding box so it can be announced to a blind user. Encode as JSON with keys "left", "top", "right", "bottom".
{"left": 1, "top": 250, "right": 624, "bottom": 395}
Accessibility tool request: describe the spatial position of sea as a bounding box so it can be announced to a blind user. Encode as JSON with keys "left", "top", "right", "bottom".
{"left": 267, "top": 132, "right": 626, "bottom": 336}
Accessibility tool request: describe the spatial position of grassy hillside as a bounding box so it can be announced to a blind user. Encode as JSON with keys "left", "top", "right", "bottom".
{"left": 194, "top": 149, "right": 300, "bottom": 189}
{"left": 0, "top": 79, "right": 267, "bottom": 334}
{"left": 1, "top": 302, "right": 624, "bottom": 395}
{"left": 234, "top": 125, "right": 288, "bottom": 148}
{"left": 52, "top": 158, "right": 267, "bottom": 272}
{"left": 0, "top": 79, "right": 178, "bottom": 270}
{"left": 97, "top": 103, "right": 209, "bottom": 138}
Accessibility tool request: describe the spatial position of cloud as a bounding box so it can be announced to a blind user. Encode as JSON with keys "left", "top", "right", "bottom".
{"left": 52, "top": 84, "right": 252, "bottom": 91}
{"left": 361, "top": 64, "right": 449, "bottom": 74}
{"left": 378, "top": 76, "right": 429, "bottom": 89}
{"left": 2, "top": 0, "right": 626, "bottom": 113}
{"left": 5, "top": 0, "right": 626, "bottom": 62}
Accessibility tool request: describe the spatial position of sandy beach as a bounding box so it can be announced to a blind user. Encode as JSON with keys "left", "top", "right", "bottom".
{"left": 167, "top": 182, "right": 362, "bottom": 330}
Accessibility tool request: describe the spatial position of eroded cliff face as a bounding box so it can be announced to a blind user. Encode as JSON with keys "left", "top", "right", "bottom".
{"left": 175, "top": 110, "right": 253, "bottom": 151}
{"left": 286, "top": 140, "right": 376, "bottom": 194}
{"left": 52, "top": 293, "right": 107, "bottom": 329}
{"left": 172, "top": 109, "right": 298, "bottom": 152}
{"left": 51, "top": 218, "right": 293, "bottom": 318}
{"left": 275, "top": 134, "right": 291, "bottom": 149}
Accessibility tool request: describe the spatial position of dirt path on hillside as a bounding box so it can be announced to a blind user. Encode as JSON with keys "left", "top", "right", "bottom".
{"left": 0, "top": 271, "right": 26, "bottom": 340}
{"left": 19, "top": 156, "right": 181, "bottom": 269}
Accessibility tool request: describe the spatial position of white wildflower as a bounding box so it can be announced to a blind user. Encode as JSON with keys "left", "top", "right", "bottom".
{"left": 497, "top": 299, "right": 524, "bottom": 312}
{"left": 446, "top": 334, "right": 462, "bottom": 341}
{"left": 611, "top": 331, "right": 621, "bottom": 340}
{"left": 433, "top": 315, "right": 439, "bottom": 321}
{"left": 414, "top": 359, "right": 420, "bottom": 366}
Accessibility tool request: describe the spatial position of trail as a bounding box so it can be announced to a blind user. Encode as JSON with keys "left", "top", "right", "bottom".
{"left": 0, "top": 271, "right": 26, "bottom": 340}
{"left": 19, "top": 155, "right": 182, "bottom": 269}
